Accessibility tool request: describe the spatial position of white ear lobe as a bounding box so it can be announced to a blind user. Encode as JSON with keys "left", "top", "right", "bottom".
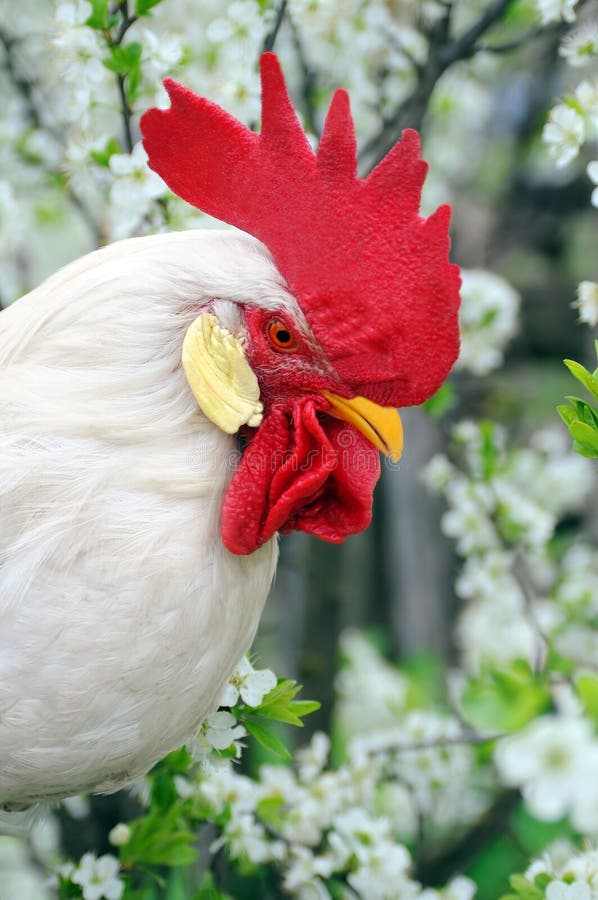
{"left": 182, "top": 313, "right": 263, "bottom": 434}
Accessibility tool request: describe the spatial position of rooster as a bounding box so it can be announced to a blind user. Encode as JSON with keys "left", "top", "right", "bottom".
{"left": 0, "top": 53, "right": 460, "bottom": 811}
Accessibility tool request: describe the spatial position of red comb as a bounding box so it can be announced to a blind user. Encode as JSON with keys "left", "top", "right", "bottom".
{"left": 141, "top": 53, "right": 460, "bottom": 407}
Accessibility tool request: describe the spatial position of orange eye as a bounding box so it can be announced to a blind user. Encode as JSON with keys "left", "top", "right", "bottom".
{"left": 267, "top": 319, "right": 298, "bottom": 352}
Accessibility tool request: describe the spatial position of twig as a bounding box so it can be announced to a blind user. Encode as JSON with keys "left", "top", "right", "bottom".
{"left": 263, "top": 0, "right": 288, "bottom": 53}
{"left": 479, "top": 24, "right": 560, "bottom": 54}
{"left": 442, "top": 0, "right": 516, "bottom": 65}
{"left": 106, "top": 1, "right": 138, "bottom": 153}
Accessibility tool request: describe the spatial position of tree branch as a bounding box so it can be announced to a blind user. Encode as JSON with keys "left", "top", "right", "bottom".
{"left": 441, "top": 0, "right": 516, "bottom": 65}
{"left": 359, "top": 0, "right": 517, "bottom": 172}
{"left": 263, "top": 0, "right": 288, "bottom": 53}
{"left": 106, "top": 1, "right": 138, "bottom": 153}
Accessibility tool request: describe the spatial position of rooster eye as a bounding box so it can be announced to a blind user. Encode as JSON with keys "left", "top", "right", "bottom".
{"left": 267, "top": 319, "right": 298, "bottom": 352}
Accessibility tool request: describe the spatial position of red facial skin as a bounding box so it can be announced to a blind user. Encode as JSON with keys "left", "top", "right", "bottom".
{"left": 220, "top": 307, "right": 381, "bottom": 555}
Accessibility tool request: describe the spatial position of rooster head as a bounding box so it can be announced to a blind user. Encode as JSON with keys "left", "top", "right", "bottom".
{"left": 140, "top": 53, "right": 460, "bottom": 556}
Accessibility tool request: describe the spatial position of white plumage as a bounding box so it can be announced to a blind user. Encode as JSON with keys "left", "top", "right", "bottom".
{"left": 0, "top": 229, "right": 301, "bottom": 805}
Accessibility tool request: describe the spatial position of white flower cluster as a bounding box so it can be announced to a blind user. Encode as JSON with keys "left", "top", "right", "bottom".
{"left": 496, "top": 714, "right": 598, "bottom": 833}
{"left": 288, "top": 0, "right": 426, "bottom": 136}
{"left": 538, "top": 11, "right": 598, "bottom": 207}
{"left": 61, "top": 852, "right": 124, "bottom": 900}
{"left": 523, "top": 842, "right": 598, "bottom": 898}
{"left": 572, "top": 280, "right": 598, "bottom": 327}
{"left": 0, "top": 0, "right": 448, "bottom": 276}
{"left": 423, "top": 420, "right": 594, "bottom": 672}
{"left": 335, "top": 633, "right": 492, "bottom": 840}
{"left": 185, "top": 655, "right": 277, "bottom": 770}
{"left": 543, "top": 83, "right": 598, "bottom": 169}
{"left": 179, "top": 724, "right": 477, "bottom": 900}
{"left": 455, "top": 269, "right": 520, "bottom": 376}
{"left": 535, "top": 0, "right": 579, "bottom": 26}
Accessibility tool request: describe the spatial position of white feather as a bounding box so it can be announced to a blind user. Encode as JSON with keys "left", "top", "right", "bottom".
{"left": 0, "top": 229, "right": 303, "bottom": 805}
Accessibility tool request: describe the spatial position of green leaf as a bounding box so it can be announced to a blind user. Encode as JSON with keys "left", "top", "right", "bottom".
{"left": 86, "top": 0, "right": 110, "bottom": 29}
{"left": 507, "top": 874, "right": 544, "bottom": 899}
{"left": 462, "top": 660, "right": 551, "bottom": 732}
{"left": 247, "top": 679, "right": 320, "bottom": 728}
{"left": 193, "top": 871, "right": 233, "bottom": 900}
{"left": 122, "top": 807, "right": 197, "bottom": 867}
{"left": 423, "top": 382, "right": 455, "bottom": 418}
{"left": 480, "top": 420, "right": 501, "bottom": 479}
{"left": 563, "top": 359, "right": 598, "bottom": 402}
{"left": 557, "top": 403, "right": 577, "bottom": 425}
{"left": 244, "top": 718, "right": 291, "bottom": 760}
{"left": 256, "top": 795, "right": 285, "bottom": 829}
{"left": 576, "top": 671, "right": 598, "bottom": 726}
{"left": 104, "top": 42, "right": 143, "bottom": 76}
{"left": 288, "top": 700, "right": 320, "bottom": 718}
{"left": 90, "top": 137, "right": 121, "bottom": 168}
{"left": 569, "top": 420, "right": 598, "bottom": 457}
{"left": 253, "top": 702, "right": 305, "bottom": 727}
{"left": 255, "top": 678, "right": 302, "bottom": 707}
{"left": 135, "top": 0, "right": 164, "bottom": 13}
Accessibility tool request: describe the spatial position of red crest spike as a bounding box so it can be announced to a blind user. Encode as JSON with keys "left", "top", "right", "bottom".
{"left": 141, "top": 52, "right": 461, "bottom": 408}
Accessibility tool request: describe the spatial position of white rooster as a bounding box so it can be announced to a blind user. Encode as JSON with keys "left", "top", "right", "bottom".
{"left": 0, "top": 53, "right": 460, "bottom": 812}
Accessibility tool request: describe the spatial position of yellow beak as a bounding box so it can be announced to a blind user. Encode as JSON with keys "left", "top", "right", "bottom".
{"left": 322, "top": 391, "right": 403, "bottom": 462}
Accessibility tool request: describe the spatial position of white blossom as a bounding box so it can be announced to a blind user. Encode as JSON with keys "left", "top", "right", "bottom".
{"left": 108, "top": 824, "right": 131, "bottom": 847}
{"left": 219, "top": 656, "right": 277, "bottom": 707}
{"left": 535, "top": 0, "right": 579, "bottom": 25}
{"left": 560, "top": 21, "right": 598, "bottom": 66}
{"left": 546, "top": 882, "right": 592, "bottom": 900}
{"left": 296, "top": 732, "right": 331, "bottom": 783}
{"left": 573, "top": 280, "right": 598, "bottom": 325}
{"left": 187, "top": 710, "right": 246, "bottom": 769}
{"left": 108, "top": 142, "right": 166, "bottom": 239}
{"left": 543, "top": 104, "right": 586, "bottom": 167}
{"left": 210, "top": 812, "right": 285, "bottom": 864}
{"left": 71, "top": 853, "right": 124, "bottom": 900}
{"left": 575, "top": 81, "right": 598, "bottom": 129}
{"left": 456, "top": 269, "right": 520, "bottom": 375}
{"left": 54, "top": 1, "right": 93, "bottom": 28}
{"left": 141, "top": 28, "right": 183, "bottom": 80}
{"left": 495, "top": 716, "right": 598, "bottom": 829}
{"left": 52, "top": 21, "right": 107, "bottom": 86}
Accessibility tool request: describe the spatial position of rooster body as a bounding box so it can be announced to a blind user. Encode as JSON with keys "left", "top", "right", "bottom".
{"left": 0, "top": 53, "right": 461, "bottom": 811}
{"left": 0, "top": 230, "right": 280, "bottom": 803}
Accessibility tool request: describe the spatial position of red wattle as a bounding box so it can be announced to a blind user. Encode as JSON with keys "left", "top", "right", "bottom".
{"left": 221, "top": 398, "right": 380, "bottom": 555}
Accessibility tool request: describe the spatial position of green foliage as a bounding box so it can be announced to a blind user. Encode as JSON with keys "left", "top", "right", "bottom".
{"left": 423, "top": 382, "right": 456, "bottom": 418}
{"left": 558, "top": 344, "right": 598, "bottom": 458}
{"left": 575, "top": 671, "right": 598, "bottom": 727}
{"left": 86, "top": 0, "right": 111, "bottom": 30}
{"left": 135, "top": 0, "right": 165, "bottom": 15}
{"left": 249, "top": 678, "right": 320, "bottom": 727}
{"left": 234, "top": 679, "right": 320, "bottom": 760}
{"left": 462, "top": 660, "right": 551, "bottom": 732}
{"left": 243, "top": 718, "right": 292, "bottom": 760}
{"left": 104, "top": 43, "right": 143, "bottom": 103}
{"left": 122, "top": 805, "right": 197, "bottom": 867}
{"left": 90, "top": 138, "right": 122, "bottom": 167}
